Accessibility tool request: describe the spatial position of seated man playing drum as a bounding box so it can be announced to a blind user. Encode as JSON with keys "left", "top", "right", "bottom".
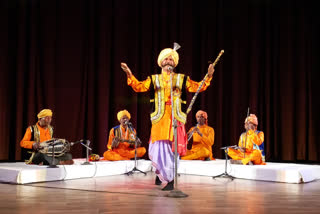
{"left": 103, "top": 110, "right": 146, "bottom": 161}
{"left": 20, "top": 109, "right": 74, "bottom": 165}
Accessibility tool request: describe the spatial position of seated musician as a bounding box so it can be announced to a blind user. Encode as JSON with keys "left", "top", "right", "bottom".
{"left": 181, "top": 110, "right": 215, "bottom": 160}
{"left": 228, "top": 114, "right": 265, "bottom": 165}
{"left": 103, "top": 110, "right": 146, "bottom": 161}
{"left": 20, "top": 109, "right": 74, "bottom": 165}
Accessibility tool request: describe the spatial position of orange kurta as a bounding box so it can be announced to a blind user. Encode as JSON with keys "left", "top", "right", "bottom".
{"left": 228, "top": 130, "right": 265, "bottom": 165}
{"left": 127, "top": 72, "right": 212, "bottom": 143}
{"left": 181, "top": 125, "right": 215, "bottom": 160}
{"left": 103, "top": 125, "right": 146, "bottom": 161}
{"left": 20, "top": 122, "right": 52, "bottom": 149}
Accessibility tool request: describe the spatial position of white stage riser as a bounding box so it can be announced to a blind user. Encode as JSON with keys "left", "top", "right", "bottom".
{"left": 1, "top": 159, "right": 320, "bottom": 184}
{"left": 0, "top": 160, "right": 152, "bottom": 184}
{"left": 178, "top": 160, "right": 320, "bottom": 183}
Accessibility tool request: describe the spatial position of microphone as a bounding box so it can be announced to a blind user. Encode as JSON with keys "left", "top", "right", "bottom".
{"left": 167, "top": 66, "right": 174, "bottom": 71}
{"left": 70, "top": 139, "right": 85, "bottom": 146}
{"left": 220, "top": 145, "right": 239, "bottom": 150}
{"left": 125, "top": 121, "right": 132, "bottom": 126}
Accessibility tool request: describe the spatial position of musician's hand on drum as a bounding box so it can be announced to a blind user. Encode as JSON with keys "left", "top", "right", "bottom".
{"left": 207, "top": 64, "right": 215, "bottom": 78}
{"left": 120, "top": 62, "right": 132, "bottom": 78}
{"left": 32, "top": 142, "right": 41, "bottom": 151}
{"left": 239, "top": 147, "right": 246, "bottom": 153}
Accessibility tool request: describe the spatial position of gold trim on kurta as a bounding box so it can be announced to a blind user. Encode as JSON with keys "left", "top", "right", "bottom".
{"left": 150, "top": 73, "right": 186, "bottom": 124}
{"left": 173, "top": 74, "right": 186, "bottom": 123}
{"left": 150, "top": 75, "right": 165, "bottom": 124}
{"left": 30, "top": 124, "right": 53, "bottom": 143}
{"left": 26, "top": 124, "right": 53, "bottom": 164}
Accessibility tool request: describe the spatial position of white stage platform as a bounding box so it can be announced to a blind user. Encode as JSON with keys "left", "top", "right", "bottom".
{"left": 0, "top": 159, "right": 152, "bottom": 184}
{"left": 0, "top": 159, "right": 320, "bottom": 184}
{"left": 178, "top": 159, "right": 320, "bottom": 183}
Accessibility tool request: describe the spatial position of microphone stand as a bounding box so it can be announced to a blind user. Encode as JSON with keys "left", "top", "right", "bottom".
{"left": 244, "top": 107, "right": 250, "bottom": 159}
{"left": 125, "top": 123, "right": 146, "bottom": 175}
{"left": 212, "top": 145, "right": 237, "bottom": 180}
{"left": 166, "top": 69, "right": 188, "bottom": 198}
{"left": 81, "top": 140, "right": 92, "bottom": 165}
{"left": 48, "top": 140, "right": 58, "bottom": 168}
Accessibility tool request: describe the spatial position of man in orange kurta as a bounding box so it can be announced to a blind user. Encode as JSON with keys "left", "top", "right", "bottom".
{"left": 181, "top": 110, "right": 215, "bottom": 160}
{"left": 103, "top": 110, "right": 146, "bottom": 161}
{"left": 20, "top": 109, "right": 73, "bottom": 165}
{"left": 120, "top": 46, "right": 215, "bottom": 190}
{"left": 228, "top": 114, "right": 265, "bottom": 165}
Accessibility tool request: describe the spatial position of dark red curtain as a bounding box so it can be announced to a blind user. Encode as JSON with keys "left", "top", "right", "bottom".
{"left": 1, "top": 0, "right": 319, "bottom": 162}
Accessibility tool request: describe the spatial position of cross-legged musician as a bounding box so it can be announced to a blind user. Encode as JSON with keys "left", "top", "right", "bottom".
{"left": 181, "top": 110, "right": 215, "bottom": 160}
{"left": 20, "top": 109, "right": 73, "bottom": 165}
{"left": 103, "top": 110, "right": 146, "bottom": 161}
{"left": 228, "top": 114, "right": 265, "bottom": 165}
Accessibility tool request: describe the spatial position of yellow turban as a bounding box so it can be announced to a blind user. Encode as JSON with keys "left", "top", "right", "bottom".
{"left": 245, "top": 114, "right": 258, "bottom": 126}
{"left": 117, "top": 110, "right": 131, "bottom": 121}
{"left": 157, "top": 48, "right": 179, "bottom": 67}
{"left": 37, "top": 109, "right": 53, "bottom": 119}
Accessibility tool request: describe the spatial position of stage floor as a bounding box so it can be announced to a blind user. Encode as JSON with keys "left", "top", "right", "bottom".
{"left": 1, "top": 159, "right": 320, "bottom": 184}
{"left": 1, "top": 173, "right": 320, "bottom": 214}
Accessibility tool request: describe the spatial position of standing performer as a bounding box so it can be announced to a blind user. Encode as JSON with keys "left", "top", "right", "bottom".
{"left": 103, "top": 110, "right": 146, "bottom": 161}
{"left": 181, "top": 110, "right": 215, "bottom": 160}
{"left": 20, "top": 109, "right": 74, "bottom": 165}
{"left": 228, "top": 114, "right": 265, "bottom": 165}
{"left": 121, "top": 46, "right": 215, "bottom": 190}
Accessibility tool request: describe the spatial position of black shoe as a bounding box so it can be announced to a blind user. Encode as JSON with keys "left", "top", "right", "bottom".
{"left": 230, "top": 159, "right": 242, "bottom": 165}
{"left": 162, "top": 180, "right": 174, "bottom": 191}
{"left": 155, "top": 176, "right": 162, "bottom": 185}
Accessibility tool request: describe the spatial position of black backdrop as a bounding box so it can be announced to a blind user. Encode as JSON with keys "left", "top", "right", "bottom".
{"left": 1, "top": 0, "right": 319, "bottom": 162}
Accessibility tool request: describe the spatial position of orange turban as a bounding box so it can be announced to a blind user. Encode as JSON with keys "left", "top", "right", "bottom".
{"left": 37, "top": 109, "right": 53, "bottom": 119}
{"left": 245, "top": 114, "right": 258, "bottom": 125}
{"left": 196, "top": 110, "right": 208, "bottom": 120}
{"left": 157, "top": 48, "right": 179, "bottom": 67}
{"left": 117, "top": 110, "right": 131, "bottom": 121}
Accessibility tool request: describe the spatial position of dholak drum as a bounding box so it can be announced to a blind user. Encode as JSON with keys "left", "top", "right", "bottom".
{"left": 38, "top": 138, "right": 70, "bottom": 157}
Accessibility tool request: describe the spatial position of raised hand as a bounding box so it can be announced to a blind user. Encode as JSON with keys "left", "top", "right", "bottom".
{"left": 120, "top": 62, "right": 132, "bottom": 78}
{"left": 207, "top": 64, "right": 215, "bottom": 78}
